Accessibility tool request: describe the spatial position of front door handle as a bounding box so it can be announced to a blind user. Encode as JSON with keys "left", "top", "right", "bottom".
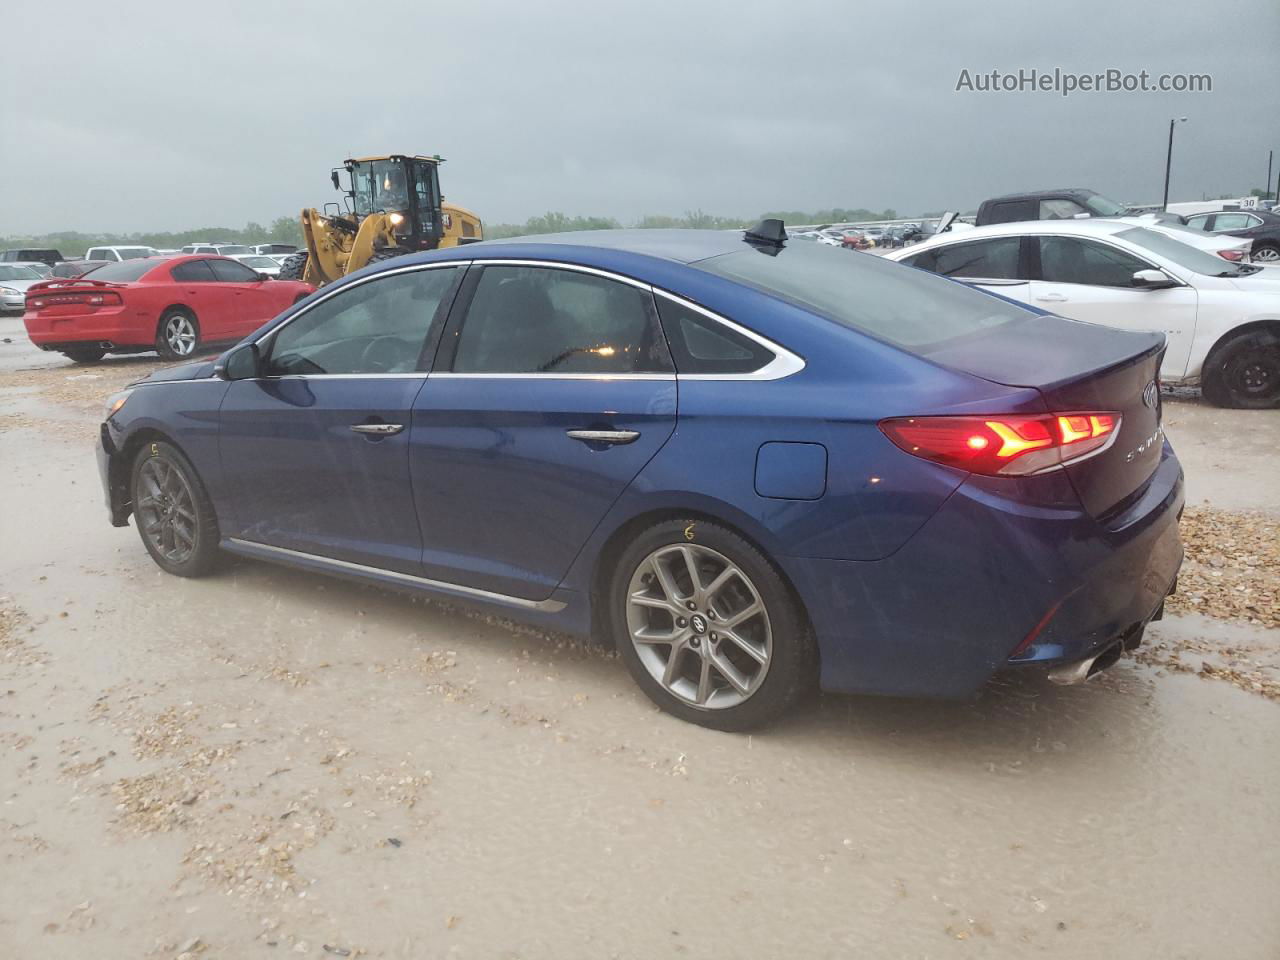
{"left": 350, "top": 423, "right": 404, "bottom": 436}
{"left": 1035, "top": 292, "right": 1067, "bottom": 302}
{"left": 567, "top": 429, "right": 640, "bottom": 445}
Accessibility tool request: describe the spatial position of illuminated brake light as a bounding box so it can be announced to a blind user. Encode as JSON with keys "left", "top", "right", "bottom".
{"left": 1217, "top": 250, "right": 1245, "bottom": 262}
{"left": 880, "top": 412, "right": 1122, "bottom": 477}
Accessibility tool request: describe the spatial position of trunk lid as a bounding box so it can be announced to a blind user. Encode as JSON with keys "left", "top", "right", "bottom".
{"left": 926, "top": 314, "right": 1165, "bottom": 518}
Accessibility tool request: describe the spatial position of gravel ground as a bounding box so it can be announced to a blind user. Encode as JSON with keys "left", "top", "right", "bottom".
{"left": 1, "top": 344, "right": 1277, "bottom": 958}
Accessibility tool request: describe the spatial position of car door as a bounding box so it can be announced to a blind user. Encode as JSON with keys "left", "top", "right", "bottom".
{"left": 1027, "top": 235, "right": 1198, "bottom": 379}
{"left": 207, "top": 257, "right": 272, "bottom": 335}
{"left": 217, "top": 263, "right": 463, "bottom": 573}
{"left": 410, "top": 262, "right": 677, "bottom": 601}
{"left": 902, "top": 236, "right": 1033, "bottom": 305}
{"left": 168, "top": 259, "right": 240, "bottom": 339}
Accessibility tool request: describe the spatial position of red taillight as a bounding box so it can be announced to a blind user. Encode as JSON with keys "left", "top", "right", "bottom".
{"left": 1217, "top": 249, "right": 1245, "bottom": 262}
{"left": 27, "top": 290, "right": 122, "bottom": 309}
{"left": 879, "top": 412, "right": 1121, "bottom": 476}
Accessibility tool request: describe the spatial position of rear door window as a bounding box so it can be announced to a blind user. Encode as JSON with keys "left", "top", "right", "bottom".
{"left": 1212, "top": 213, "right": 1257, "bottom": 232}
{"left": 1037, "top": 237, "right": 1153, "bottom": 287}
{"left": 208, "top": 259, "right": 261, "bottom": 282}
{"left": 450, "top": 265, "right": 672, "bottom": 374}
{"left": 171, "top": 260, "right": 218, "bottom": 282}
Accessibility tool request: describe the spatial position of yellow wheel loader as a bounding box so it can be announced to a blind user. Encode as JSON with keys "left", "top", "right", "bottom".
{"left": 279, "top": 154, "right": 483, "bottom": 286}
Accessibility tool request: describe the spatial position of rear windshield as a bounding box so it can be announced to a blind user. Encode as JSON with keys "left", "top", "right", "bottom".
{"left": 85, "top": 259, "right": 162, "bottom": 282}
{"left": 695, "top": 241, "right": 1028, "bottom": 351}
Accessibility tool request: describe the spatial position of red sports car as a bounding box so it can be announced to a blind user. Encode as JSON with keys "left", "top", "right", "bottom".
{"left": 23, "top": 255, "right": 315, "bottom": 363}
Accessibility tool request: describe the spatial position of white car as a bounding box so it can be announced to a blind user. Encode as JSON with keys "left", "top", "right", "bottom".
{"left": 0, "top": 263, "right": 45, "bottom": 312}
{"left": 181, "top": 243, "right": 253, "bottom": 256}
{"left": 885, "top": 219, "right": 1280, "bottom": 407}
{"left": 230, "top": 254, "right": 282, "bottom": 277}
{"left": 84, "top": 245, "right": 160, "bottom": 262}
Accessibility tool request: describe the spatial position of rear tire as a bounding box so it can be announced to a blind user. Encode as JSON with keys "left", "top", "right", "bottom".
{"left": 1201, "top": 329, "right": 1280, "bottom": 409}
{"left": 61, "top": 346, "right": 106, "bottom": 363}
{"left": 130, "top": 440, "right": 220, "bottom": 577}
{"left": 610, "top": 518, "right": 816, "bottom": 731}
{"left": 277, "top": 251, "right": 309, "bottom": 281}
{"left": 1251, "top": 243, "right": 1280, "bottom": 263}
{"left": 156, "top": 308, "right": 200, "bottom": 361}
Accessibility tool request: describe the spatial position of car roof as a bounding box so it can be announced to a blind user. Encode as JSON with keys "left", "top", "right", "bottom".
{"left": 458, "top": 229, "right": 747, "bottom": 265}
{"left": 983, "top": 188, "right": 1098, "bottom": 203}
{"left": 902, "top": 218, "right": 1133, "bottom": 249}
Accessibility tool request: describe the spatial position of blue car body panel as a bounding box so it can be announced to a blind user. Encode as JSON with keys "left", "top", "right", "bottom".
{"left": 98, "top": 230, "right": 1184, "bottom": 700}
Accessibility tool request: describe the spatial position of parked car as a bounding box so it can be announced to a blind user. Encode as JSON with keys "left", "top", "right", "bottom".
{"left": 975, "top": 188, "right": 1136, "bottom": 226}
{"left": 1119, "top": 215, "right": 1253, "bottom": 262}
{"left": 1185, "top": 209, "right": 1280, "bottom": 264}
{"left": 230, "top": 254, "right": 283, "bottom": 277}
{"left": 96, "top": 228, "right": 1183, "bottom": 730}
{"left": 8, "top": 260, "right": 53, "bottom": 278}
{"left": 0, "top": 264, "right": 46, "bottom": 313}
{"left": 49, "top": 260, "right": 108, "bottom": 279}
{"left": 250, "top": 243, "right": 298, "bottom": 256}
{"left": 887, "top": 219, "right": 1280, "bottom": 407}
{"left": 84, "top": 245, "right": 161, "bottom": 262}
{"left": 181, "top": 243, "right": 252, "bottom": 257}
{"left": 1, "top": 248, "right": 64, "bottom": 266}
{"left": 23, "top": 255, "right": 314, "bottom": 363}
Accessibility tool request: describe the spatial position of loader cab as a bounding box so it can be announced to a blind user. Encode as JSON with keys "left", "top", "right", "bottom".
{"left": 342, "top": 155, "right": 444, "bottom": 250}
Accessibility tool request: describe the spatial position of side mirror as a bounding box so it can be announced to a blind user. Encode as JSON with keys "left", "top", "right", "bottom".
{"left": 218, "top": 342, "right": 261, "bottom": 380}
{"left": 1131, "top": 269, "right": 1178, "bottom": 290}
{"left": 331, "top": 170, "right": 341, "bottom": 190}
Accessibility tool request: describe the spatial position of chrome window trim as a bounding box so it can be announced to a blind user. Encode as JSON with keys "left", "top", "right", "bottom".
{"left": 224, "top": 538, "right": 567, "bottom": 612}
{"left": 429, "top": 372, "right": 675, "bottom": 381}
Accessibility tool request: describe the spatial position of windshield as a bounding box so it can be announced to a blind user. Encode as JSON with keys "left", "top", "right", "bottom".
{"left": 1116, "top": 226, "right": 1257, "bottom": 276}
{"left": 0, "top": 265, "right": 40, "bottom": 281}
{"left": 85, "top": 259, "right": 160, "bottom": 282}
{"left": 351, "top": 159, "right": 410, "bottom": 216}
{"left": 696, "top": 241, "right": 1027, "bottom": 351}
{"left": 1085, "top": 193, "right": 1129, "bottom": 216}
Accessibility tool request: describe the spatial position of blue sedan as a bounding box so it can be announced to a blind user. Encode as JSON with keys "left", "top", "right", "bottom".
{"left": 97, "top": 224, "right": 1184, "bottom": 729}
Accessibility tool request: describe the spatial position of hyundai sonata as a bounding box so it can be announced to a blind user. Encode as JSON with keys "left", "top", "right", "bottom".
{"left": 97, "top": 225, "right": 1184, "bottom": 729}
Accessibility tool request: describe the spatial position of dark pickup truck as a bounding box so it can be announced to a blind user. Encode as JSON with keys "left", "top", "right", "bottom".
{"left": 974, "top": 188, "right": 1182, "bottom": 226}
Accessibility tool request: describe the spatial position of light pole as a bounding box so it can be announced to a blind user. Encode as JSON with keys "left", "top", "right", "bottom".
{"left": 1162, "top": 117, "right": 1188, "bottom": 211}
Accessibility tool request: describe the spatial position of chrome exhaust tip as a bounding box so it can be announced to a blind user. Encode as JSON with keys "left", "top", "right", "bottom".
{"left": 1047, "top": 641, "right": 1123, "bottom": 685}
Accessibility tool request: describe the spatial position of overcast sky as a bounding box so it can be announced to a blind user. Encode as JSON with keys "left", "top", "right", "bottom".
{"left": 2, "top": 0, "right": 1277, "bottom": 234}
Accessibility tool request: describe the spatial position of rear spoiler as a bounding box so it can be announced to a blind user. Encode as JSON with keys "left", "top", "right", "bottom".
{"left": 28, "top": 277, "right": 124, "bottom": 292}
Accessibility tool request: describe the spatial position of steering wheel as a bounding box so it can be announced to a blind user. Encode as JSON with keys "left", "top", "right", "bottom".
{"left": 358, "top": 336, "right": 408, "bottom": 373}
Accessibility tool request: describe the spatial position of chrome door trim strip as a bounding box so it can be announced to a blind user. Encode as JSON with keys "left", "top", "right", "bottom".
{"left": 224, "top": 538, "right": 567, "bottom": 612}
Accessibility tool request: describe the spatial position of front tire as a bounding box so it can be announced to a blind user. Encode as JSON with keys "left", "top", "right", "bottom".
{"left": 1201, "top": 329, "right": 1280, "bottom": 408}
{"left": 277, "top": 251, "right": 309, "bottom": 281}
{"left": 156, "top": 308, "right": 199, "bottom": 361}
{"left": 130, "top": 441, "right": 220, "bottom": 577}
{"left": 610, "top": 519, "right": 815, "bottom": 731}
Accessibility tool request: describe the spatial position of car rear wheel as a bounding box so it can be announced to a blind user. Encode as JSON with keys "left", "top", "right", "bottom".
{"left": 61, "top": 346, "right": 106, "bottom": 363}
{"left": 1251, "top": 243, "right": 1280, "bottom": 263}
{"left": 130, "top": 440, "right": 219, "bottom": 577}
{"left": 156, "top": 309, "right": 199, "bottom": 360}
{"left": 611, "top": 519, "right": 815, "bottom": 731}
{"left": 1201, "top": 329, "right": 1280, "bottom": 409}
{"left": 277, "top": 252, "right": 308, "bottom": 281}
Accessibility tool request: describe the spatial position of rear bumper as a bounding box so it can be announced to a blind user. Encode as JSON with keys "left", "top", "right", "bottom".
{"left": 788, "top": 442, "right": 1184, "bottom": 699}
{"left": 23, "top": 308, "right": 150, "bottom": 348}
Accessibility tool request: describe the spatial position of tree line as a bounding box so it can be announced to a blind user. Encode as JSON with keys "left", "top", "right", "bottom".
{"left": 3, "top": 207, "right": 907, "bottom": 256}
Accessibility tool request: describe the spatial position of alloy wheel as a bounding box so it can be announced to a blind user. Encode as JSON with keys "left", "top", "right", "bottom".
{"left": 1251, "top": 246, "right": 1279, "bottom": 262}
{"left": 164, "top": 314, "right": 197, "bottom": 356}
{"left": 136, "top": 457, "right": 198, "bottom": 564}
{"left": 625, "top": 543, "right": 772, "bottom": 710}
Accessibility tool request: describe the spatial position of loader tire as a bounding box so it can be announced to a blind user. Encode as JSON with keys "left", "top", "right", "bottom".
{"left": 277, "top": 252, "right": 309, "bottom": 282}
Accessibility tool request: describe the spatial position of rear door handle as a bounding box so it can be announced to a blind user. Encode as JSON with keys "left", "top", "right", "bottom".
{"left": 1035, "top": 292, "right": 1067, "bottom": 302}
{"left": 567, "top": 429, "right": 640, "bottom": 445}
{"left": 350, "top": 423, "right": 404, "bottom": 436}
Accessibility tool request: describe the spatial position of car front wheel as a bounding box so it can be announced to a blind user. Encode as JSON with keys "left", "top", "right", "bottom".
{"left": 130, "top": 440, "right": 220, "bottom": 577}
{"left": 611, "top": 519, "right": 815, "bottom": 731}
